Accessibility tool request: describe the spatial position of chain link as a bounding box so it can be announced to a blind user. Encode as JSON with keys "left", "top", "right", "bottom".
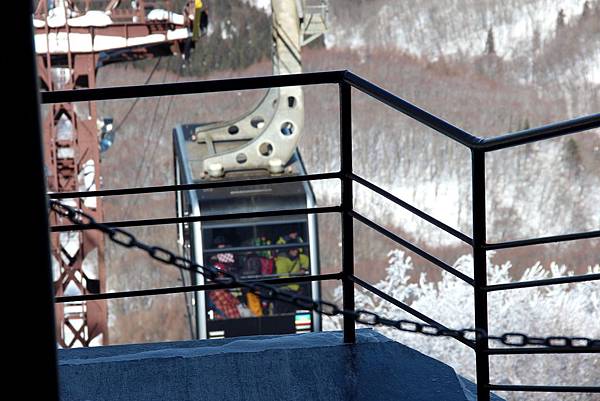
{"left": 49, "top": 200, "right": 600, "bottom": 349}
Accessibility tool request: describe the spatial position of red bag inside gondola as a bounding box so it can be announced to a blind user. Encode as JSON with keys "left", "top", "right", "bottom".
{"left": 260, "top": 257, "right": 274, "bottom": 275}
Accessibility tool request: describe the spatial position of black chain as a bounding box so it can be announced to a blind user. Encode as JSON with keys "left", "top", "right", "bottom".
{"left": 49, "top": 200, "right": 600, "bottom": 349}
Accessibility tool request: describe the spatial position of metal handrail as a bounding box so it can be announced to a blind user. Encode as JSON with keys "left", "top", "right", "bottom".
{"left": 50, "top": 206, "right": 341, "bottom": 232}
{"left": 40, "top": 70, "right": 344, "bottom": 103}
{"left": 351, "top": 172, "right": 472, "bottom": 244}
{"left": 480, "top": 112, "right": 600, "bottom": 151}
{"left": 47, "top": 171, "right": 341, "bottom": 199}
{"left": 41, "top": 69, "right": 600, "bottom": 401}
{"left": 341, "top": 71, "right": 482, "bottom": 148}
{"left": 40, "top": 69, "right": 600, "bottom": 153}
{"left": 55, "top": 272, "right": 341, "bottom": 303}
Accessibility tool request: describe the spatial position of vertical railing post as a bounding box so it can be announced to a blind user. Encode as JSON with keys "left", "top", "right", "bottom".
{"left": 472, "top": 149, "right": 490, "bottom": 401}
{"left": 18, "top": 0, "right": 59, "bottom": 399}
{"left": 340, "top": 81, "right": 356, "bottom": 343}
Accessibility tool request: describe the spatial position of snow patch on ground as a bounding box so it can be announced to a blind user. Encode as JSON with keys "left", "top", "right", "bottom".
{"left": 313, "top": 176, "right": 468, "bottom": 246}
{"left": 242, "top": 0, "right": 272, "bottom": 14}
{"left": 327, "top": 0, "right": 587, "bottom": 60}
{"left": 585, "top": 50, "right": 600, "bottom": 84}
{"left": 311, "top": 136, "right": 600, "bottom": 248}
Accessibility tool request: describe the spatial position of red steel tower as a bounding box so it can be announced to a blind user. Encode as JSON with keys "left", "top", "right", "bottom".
{"left": 34, "top": 0, "right": 204, "bottom": 347}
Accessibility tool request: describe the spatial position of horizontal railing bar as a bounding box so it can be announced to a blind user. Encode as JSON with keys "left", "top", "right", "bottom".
{"left": 44, "top": 69, "right": 600, "bottom": 159}
{"left": 56, "top": 272, "right": 342, "bottom": 303}
{"left": 51, "top": 206, "right": 342, "bottom": 232}
{"left": 351, "top": 173, "right": 472, "bottom": 245}
{"left": 203, "top": 242, "right": 309, "bottom": 255}
{"left": 485, "top": 273, "right": 600, "bottom": 292}
{"left": 488, "top": 384, "right": 600, "bottom": 393}
{"left": 41, "top": 70, "right": 345, "bottom": 103}
{"left": 42, "top": 66, "right": 599, "bottom": 159}
{"left": 486, "top": 347, "right": 599, "bottom": 355}
{"left": 481, "top": 113, "right": 600, "bottom": 152}
{"left": 351, "top": 211, "right": 475, "bottom": 286}
{"left": 342, "top": 71, "right": 483, "bottom": 149}
{"left": 485, "top": 230, "right": 600, "bottom": 250}
{"left": 48, "top": 172, "right": 341, "bottom": 199}
{"left": 350, "top": 275, "right": 475, "bottom": 349}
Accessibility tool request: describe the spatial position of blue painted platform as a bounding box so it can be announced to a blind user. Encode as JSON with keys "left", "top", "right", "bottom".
{"left": 58, "top": 329, "right": 504, "bottom": 401}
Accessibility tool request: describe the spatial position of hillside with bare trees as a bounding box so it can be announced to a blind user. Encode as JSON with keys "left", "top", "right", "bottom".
{"left": 94, "top": 0, "right": 599, "bottom": 347}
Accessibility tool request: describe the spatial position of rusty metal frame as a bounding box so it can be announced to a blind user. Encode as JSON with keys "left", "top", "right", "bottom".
{"left": 35, "top": 0, "right": 193, "bottom": 348}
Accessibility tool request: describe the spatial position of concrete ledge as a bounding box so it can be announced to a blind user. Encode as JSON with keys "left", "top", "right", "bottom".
{"left": 59, "top": 329, "right": 504, "bottom": 401}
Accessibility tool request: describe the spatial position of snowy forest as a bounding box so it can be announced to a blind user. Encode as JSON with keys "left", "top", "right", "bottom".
{"left": 85, "top": 1, "right": 600, "bottom": 400}
{"left": 324, "top": 252, "right": 599, "bottom": 401}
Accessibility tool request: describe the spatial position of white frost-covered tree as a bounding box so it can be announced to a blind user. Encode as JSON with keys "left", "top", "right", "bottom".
{"left": 324, "top": 250, "right": 600, "bottom": 401}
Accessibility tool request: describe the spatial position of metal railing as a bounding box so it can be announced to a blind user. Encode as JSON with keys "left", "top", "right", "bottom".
{"left": 42, "top": 70, "right": 600, "bottom": 401}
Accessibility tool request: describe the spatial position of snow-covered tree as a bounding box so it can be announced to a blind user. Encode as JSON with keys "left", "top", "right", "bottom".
{"left": 556, "top": 9, "right": 567, "bottom": 33}
{"left": 485, "top": 27, "right": 496, "bottom": 55}
{"left": 324, "top": 250, "right": 600, "bottom": 401}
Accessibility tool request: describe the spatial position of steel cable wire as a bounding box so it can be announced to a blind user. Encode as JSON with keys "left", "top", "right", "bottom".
{"left": 113, "top": 57, "right": 163, "bottom": 134}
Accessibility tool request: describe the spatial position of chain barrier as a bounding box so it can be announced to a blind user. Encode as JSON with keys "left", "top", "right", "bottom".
{"left": 49, "top": 200, "right": 600, "bottom": 349}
